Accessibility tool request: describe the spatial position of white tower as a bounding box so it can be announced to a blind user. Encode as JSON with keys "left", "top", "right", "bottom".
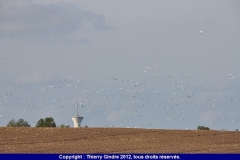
{"left": 72, "top": 102, "right": 84, "bottom": 128}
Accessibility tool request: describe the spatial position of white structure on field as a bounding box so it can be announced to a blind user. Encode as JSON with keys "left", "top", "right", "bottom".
{"left": 72, "top": 102, "right": 84, "bottom": 128}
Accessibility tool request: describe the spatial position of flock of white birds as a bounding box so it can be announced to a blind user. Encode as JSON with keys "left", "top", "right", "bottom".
{"left": 0, "top": 60, "right": 239, "bottom": 130}
{"left": 0, "top": 30, "right": 239, "bottom": 130}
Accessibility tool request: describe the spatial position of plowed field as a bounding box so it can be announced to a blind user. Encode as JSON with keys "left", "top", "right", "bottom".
{"left": 0, "top": 127, "right": 240, "bottom": 153}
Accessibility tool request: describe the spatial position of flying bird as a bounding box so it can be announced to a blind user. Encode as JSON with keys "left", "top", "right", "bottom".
{"left": 200, "top": 30, "right": 203, "bottom": 34}
{"left": 228, "top": 74, "right": 235, "bottom": 79}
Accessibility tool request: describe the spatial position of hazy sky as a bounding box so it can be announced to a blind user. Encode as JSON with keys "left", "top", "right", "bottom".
{"left": 0, "top": 0, "right": 240, "bottom": 130}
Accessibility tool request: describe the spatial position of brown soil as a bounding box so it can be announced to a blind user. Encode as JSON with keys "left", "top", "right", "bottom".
{"left": 0, "top": 127, "right": 240, "bottom": 153}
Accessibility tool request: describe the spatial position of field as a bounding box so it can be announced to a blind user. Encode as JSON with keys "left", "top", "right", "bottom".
{"left": 0, "top": 127, "right": 240, "bottom": 153}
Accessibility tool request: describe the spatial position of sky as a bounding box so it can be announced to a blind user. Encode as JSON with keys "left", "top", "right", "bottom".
{"left": 0, "top": 0, "right": 240, "bottom": 130}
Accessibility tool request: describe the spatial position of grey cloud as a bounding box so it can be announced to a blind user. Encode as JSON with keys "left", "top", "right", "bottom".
{"left": 0, "top": 0, "right": 111, "bottom": 37}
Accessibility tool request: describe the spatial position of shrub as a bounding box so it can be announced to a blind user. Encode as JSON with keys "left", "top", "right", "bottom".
{"left": 197, "top": 125, "right": 210, "bottom": 130}
{"left": 59, "top": 124, "right": 70, "bottom": 128}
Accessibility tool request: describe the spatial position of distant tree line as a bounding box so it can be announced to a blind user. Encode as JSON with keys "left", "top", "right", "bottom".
{"left": 6, "top": 117, "right": 69, "bottom": 128}
{"left": 6, "top": 119, "right": 31, "bottom": 127}
{"left": 35, "top": 117, "right": 56, "bottom": 127}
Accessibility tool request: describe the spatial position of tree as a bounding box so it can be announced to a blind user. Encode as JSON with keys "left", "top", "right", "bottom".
{"left": 35, "top": 117, "right": 56, "bottom": 127}
{"left": 6, "top": 119, "right": 31, "bottom": 127}
{"left": 197, "top": 125, "right": 210, "bottom": 130}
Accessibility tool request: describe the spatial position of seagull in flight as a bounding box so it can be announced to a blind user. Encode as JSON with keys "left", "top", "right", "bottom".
{"left": 200, "top": 30, "right": 203, "bottom": 34}
{"left": 209, "top": 99, "right": 215, "bottom": 106}
{"left": 228, "top": 74, "right": 236, "bottom": 79}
